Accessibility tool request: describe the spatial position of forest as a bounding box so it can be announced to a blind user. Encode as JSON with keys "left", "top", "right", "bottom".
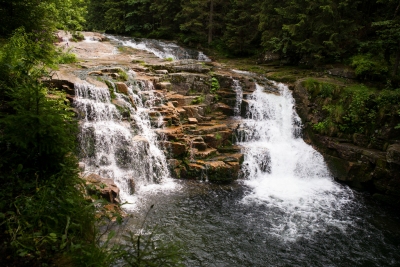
{"left": 0, "top": 0, "right": 399, "bottom": 265}
{"left": 85, "top": 0, "right": 400, "bottom": 83}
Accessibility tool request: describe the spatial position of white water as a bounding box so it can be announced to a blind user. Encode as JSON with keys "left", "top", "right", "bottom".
{"left": 232, "top": 79, "right": 243, "bottom": 117}
{"left": 74, "top": 76, "right": 176, "bottom": 208}
{"left": 238, "top": 83, "right": 353, "bottom": 241}
{"left": 106, "top": 35, "right": 211, "bottom": 61}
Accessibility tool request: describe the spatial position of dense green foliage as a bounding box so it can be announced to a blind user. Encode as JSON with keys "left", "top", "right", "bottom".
{"left": 0, "top": 0, "right": 88, "bottom": 36}
{"left": 303, "top": 78, "right": 400, "bottom": 141}
{"left": 0, "top": 27, "right": 105, "bottom": 265}
{"left": 85, "top": 0, "right": 400, "bottom": 80}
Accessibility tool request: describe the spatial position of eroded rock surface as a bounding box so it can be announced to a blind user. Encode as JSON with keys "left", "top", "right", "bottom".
{"left": 293, "top": 80, "right": 400, "bottom": 206}
{"left": 53, "top": 32, "right": 265, "bottom": 191}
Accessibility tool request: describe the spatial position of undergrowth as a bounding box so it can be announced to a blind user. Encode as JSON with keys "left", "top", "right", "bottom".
{"left": 302, "top": 78, "right": 400, "bottom": 137}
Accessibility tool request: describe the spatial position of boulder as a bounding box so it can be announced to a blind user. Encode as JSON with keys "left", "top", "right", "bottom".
{"left": 84, "top": 173, "right": 120, "bottom": 203}
{"left": 169, "top": 73, "right": 210, "bottom": 95}
{"left": 205, "top": 161, "right": 237, "bottom": 183}
{"left": 387, "top": 144, "right": 400, "bottom": 165}
{"left": 115, "top": 82, "right": 129, "bottom": 95}
{"left": 162, "top": 141, "right": 187, "bottom": 158}
{"left": 156, "top": 82, "right": 172, "bottom": 90}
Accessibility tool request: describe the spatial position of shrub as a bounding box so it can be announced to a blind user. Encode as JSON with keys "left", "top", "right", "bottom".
{"left": 70, "top": 31, "right": 85, "bottom": 42}
{"left": 350, "top": 54, "right": 388, "bottom": 80}
{"left": 57, "top": 48, "right": 77, "bottom": 64}
{"left": 211, "top": 77, "right": 220, "bottom": 93}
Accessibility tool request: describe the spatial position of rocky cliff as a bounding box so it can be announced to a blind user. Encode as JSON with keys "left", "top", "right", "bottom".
{"left": 292, "top": 80, "right": 400, "bottom": 206}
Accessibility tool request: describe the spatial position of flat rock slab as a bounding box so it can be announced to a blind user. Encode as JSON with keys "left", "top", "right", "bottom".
{"left": 188, "top": 118, "right": 198, "bottom": 124}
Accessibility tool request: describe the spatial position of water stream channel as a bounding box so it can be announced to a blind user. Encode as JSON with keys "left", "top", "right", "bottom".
{"left": 78, "top": 36, "right": 400, "bottom": 266}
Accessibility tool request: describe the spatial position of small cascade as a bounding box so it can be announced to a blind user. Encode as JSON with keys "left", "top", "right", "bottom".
{"left": 106, "top": 35, "right": 211, "bottom": 61}
{"left": 232, "top": 79, "right": 243, "bottom": 117}
{"left": 74, "top": 77, "right": 171, "bottom": 204}
{"left": 238, "top": 82, "right": 353, "bottom": 240}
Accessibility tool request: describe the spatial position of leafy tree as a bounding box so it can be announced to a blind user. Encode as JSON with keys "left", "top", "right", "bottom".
{"left": 0, "top": 0, "right": 87, "bottom": 36}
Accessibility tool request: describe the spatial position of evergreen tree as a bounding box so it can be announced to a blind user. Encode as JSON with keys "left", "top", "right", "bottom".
{"left": 177, "top": 0, "right": 228, "bottom": 46}
{"left": 223, "top": 0, "right": 261, "bottom": 55}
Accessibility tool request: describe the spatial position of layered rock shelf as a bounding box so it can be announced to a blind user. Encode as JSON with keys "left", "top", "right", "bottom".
{"left": 52, "top": 32, "right": 400, "bottom": 206}
{"left": 51, "top": 32, "right": 266, "bottom": 194}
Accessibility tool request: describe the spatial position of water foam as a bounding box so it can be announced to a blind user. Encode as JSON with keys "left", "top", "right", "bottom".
{"left": 74, "top": 76, "right": 177, "bottom": 209}
{"left": 106, "top": 35, "right": 211, "bottom": 61}
{"left": 238, "top": 82, "right": 353, "bottom": 240}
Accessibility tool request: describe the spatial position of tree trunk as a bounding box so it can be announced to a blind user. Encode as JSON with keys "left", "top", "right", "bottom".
{"left": 393, "top": 41, "right": 400, "bottom": 76}
{"left": 208, "top": 0, "right": 214, "bottom": 45}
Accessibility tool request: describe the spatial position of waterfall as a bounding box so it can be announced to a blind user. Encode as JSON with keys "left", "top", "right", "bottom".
{"left": 232, "top": 79, "right": 243, "bottom": 117}
{"left": 106, "top": 35, "right": 211, "bottom": 61}
{"left": 74, "top": 77, "right": 173, "bottom": 206}
{"left": 238, "top": 82, "right": 353, "bottom": 240}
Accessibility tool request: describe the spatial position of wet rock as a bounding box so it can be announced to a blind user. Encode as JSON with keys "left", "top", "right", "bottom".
{"left": 353, "top": 133, "right": 369, "bottom": 147}
{"left": 115, "top": 82, "right": 129, "bottom": 95}
{"left": 192, "top": 141, "right": 207, "bottom": 151}
{"left": 132, "top": 66, "right": 149, "bottom": 72}
{"left": 84, "top": 173, "right": 120, "bottom": 203}
{"left": 162, "top": 141, "right": 187, "bottom": 158}
{"left": 173, "top": 64, "right": 211, "bottom": 73}
{"left": 217, "top": 145, "right": 242, "bottom": 153}
{"left": 45, "top": 79, "right": 75, "bottom": 95}
{"left": 186, "top": 163, "right": 205, "bottom": 179}
{"left": 387, "top": 144, "right": 400, "bottom": 165}
{"left": 110, "top": 73, "right": 120, "bottom": 79}
{"left": 202, "top": 130, "right": 233, "bottom": 148}
{"left": 78, "top": 162, "right": 85, "bottom": 172}
{"left": 194, "top": 148, "right": 218, "bottom": 159}
{"left": 205, "top": 161, "right": 237, "bottom": 183}
{"left": 167, "top": 159, "right": 181, "bottom": 170}
{"left": 88, "top": 71, "right": 103, "bottom": 76}
{"left": 156, "top": 82, "right": 172, "bottom": 90}
{"left": 216, "top": 102, "right": 235, "bottom": 116}
{"left": 127, "top": 178, "right": 135, "bottom": 194}
{"left": 169, "top": 73, "right": 210, "bottom": 95}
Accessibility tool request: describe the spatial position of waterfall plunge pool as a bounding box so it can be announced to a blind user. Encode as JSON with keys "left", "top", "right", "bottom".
{"left": 118, "top": 180, "right": 400, "bottom": 267}
{"left": 114, "top": 84, "right": 400, "bottom": 267}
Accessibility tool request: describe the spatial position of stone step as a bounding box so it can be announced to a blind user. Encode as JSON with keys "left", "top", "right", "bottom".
{"left": 188, "top": 124, "right": 229, "bottom": 135}
{"left": 217, "top": 145, "right": 242, "bottom": 153}
{"left": 193, "top": 148, "right": 218, "bottom": 159}
{"left": 192, "top": 141, "right": 207, "bottom": 151}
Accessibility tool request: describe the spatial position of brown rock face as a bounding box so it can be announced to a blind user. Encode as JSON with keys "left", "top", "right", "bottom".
{"left": 387, "top": 144, "right": 400, "bottom": 165}
{"left": 84, "top": 173, "right": 120, "bottom": 203}
{"left": 115, "top": 82, "right": 129, "bottom": 95}
{"left": 292, "top": 81, "right": 400, "bottom": 206}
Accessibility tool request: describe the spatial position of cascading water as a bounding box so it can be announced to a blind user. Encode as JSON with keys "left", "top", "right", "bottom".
{"left": 232, "top": 79, "right": 243, "bottom": 117}
{"left": 106, "top": 35, "right": 211, "bottom": 61}
{"left": 238, "top": 82, "right": 353, "bottom": 240}
{"left": 74, "top": 75, "right": 173, "bottom": 206}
